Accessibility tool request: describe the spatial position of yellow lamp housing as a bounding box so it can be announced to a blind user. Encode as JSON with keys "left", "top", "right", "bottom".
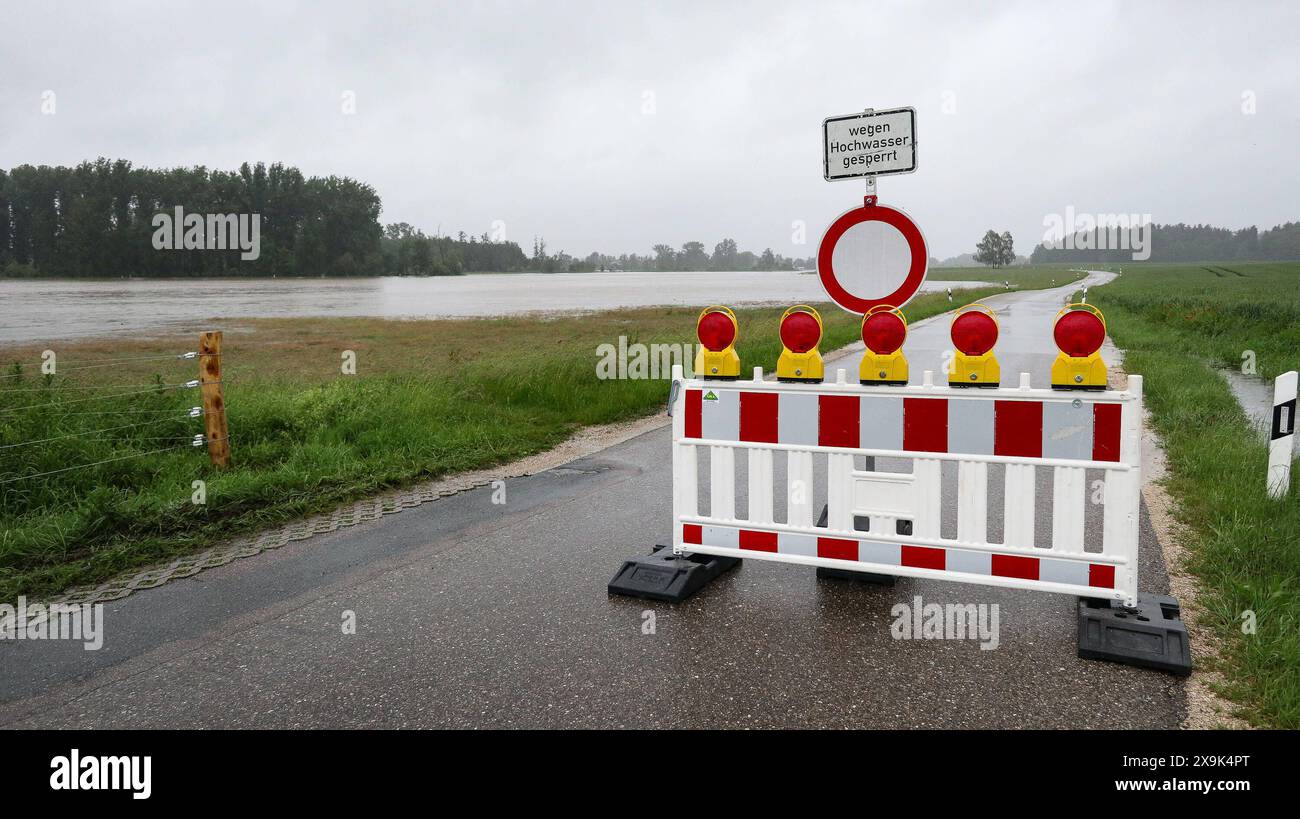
{"left": 1051, "top": 303, "right": 1108, "bottom": 390}
{"left": 693, "top": 305, "right": 741, "bottom": 380}
{"left": 1051, "top": 352, "right": 1106, "bottom": 390}
{"left": 949, "top": 303, "right": 1001, "bottom": 388}
{"left": 859, "top": 305, "right": 909, "bottom": 386}
{"left": 776, "top": 305, "right": 824, "bottom": 383}
{"left": 951, "top": 351, "right": 1001, "bottom": 388}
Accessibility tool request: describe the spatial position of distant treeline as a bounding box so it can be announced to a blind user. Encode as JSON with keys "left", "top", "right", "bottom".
{"left": 0, "top": 160, "right": 529, "bottom": 278}
{"left": 365, "top": 230, "right": 813, "bottom": 275}
{"left": 382, "top": 223, "right": 528, "bottom": 275}
{"left": 582, "top": 239, "right": 814, "bottom": 273}
{"left": 0, "top": 159, "right": 385, "bottom": 277}
{"left": 0, "top": 158, "right": 812, "bottom": 278}
{"left": 1030, "top": 222, "right": 1300, "bottom": 263}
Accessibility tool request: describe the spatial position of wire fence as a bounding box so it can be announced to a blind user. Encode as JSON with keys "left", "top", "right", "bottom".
{"left": 0, "top": 345, "right": 221, "bottom": 488}
{"left": 0, "top": 352, "right": 201, "bottom": 379}
{"left": 0, "top": 412, "right": 201, "bottom": 451}
{"left": 0, "top": 382, "right": 209, "bottom": 414}
{"left": 0, "top": 380, "right": 200, "bottom": 393}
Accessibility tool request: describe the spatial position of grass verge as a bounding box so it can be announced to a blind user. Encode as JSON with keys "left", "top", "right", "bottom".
{"left": 1087, "top": 262, "right": 1300, "bottom": 728}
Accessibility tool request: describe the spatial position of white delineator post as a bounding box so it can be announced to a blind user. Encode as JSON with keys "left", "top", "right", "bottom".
{"left": 1268, "top": 371, "right": 1298, "bottom": 500}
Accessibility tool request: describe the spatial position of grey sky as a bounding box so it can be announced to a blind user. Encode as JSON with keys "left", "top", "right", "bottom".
{"left": 2, "top": 0, "right": 1297, "bottom": 260}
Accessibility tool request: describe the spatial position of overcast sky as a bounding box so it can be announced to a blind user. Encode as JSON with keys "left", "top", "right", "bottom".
{"left": 2, "top": 0, "right": 1297, "bottom": 260}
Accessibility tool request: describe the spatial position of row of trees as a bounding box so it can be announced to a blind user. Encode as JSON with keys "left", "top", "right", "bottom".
{"left": 0, "top": 159, "right": 819, "bottom": 278}
{"left": 375, "top": 232, "right": 811, "bottom": 276}
{"left": 0, "top": 160, "right": 390, "bottom": 277}
{"left": 568, "top": 239, "right": 813, "bottom": 273}
{"left": 1029, "top": 222, "right": 1300, "bottom": 263}
{"left": 380, "top": 223, "right": 528, "bottom": 276}
{"left": 0, "top": 158, "right": 842, "bottom": 277}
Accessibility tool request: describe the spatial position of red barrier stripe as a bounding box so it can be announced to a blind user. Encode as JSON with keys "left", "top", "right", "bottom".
{"left": 739, "top": 391, "right": 779, "bottom": 443}
{"left": 1088, "top": 564, "right": 1115, "bottom": 589}
{"left": 819, "top": 394, "right": 860, "bottom": 447}
{"left": 688, "top": 521, "right": 1122, "bottom": 594}
{"left": 1093, "top": 403, "right": 1122, "bottom": 462}
{"left": 817, "top": 537, "right": 858, "bottom": 561}
{"left": 994, "top": 400, "right": 1043, "bottom": 457}
{"left": 684, "top": 389, "right": 702, "bottom": 439}
{"left": 991, "top": 554, "right": 1039, "bottom": 580}
{"left": 739, "top": 529, "right": 778, "bottom": 552}
{"left": 903, "top": 398, "right": 947, "bottom": 453}
{"left": 901, "top": 545, "right": 945, "bottom": 570}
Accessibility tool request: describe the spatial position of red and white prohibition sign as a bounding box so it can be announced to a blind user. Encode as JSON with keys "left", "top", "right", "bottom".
{"left": 816, "top": 199, "right": 928, "bottom": 314}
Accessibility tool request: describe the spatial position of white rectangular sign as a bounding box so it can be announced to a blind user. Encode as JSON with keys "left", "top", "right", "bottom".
{"left": 823, "top": 107, "right": 917, "bottom": 181}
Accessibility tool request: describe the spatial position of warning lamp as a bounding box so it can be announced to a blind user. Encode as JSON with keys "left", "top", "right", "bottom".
{"left": 949, "top": 303, "right": 1001, "bottom": 388}
{"left": 859, "top": 305, "right": 909, "bottom": 386}
{"left": 1051, "top": 303, "right": 1108, "bottom": 390}
{"left": 693, "top": 305, "right": 741, "bottom": 380}
{"left": 776, "top": 305, "right": 824, "bottom": 383}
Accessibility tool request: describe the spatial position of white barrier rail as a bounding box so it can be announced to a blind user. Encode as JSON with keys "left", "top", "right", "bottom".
{"left": 670, "top": 364, "right": 1144, "bottom": 607}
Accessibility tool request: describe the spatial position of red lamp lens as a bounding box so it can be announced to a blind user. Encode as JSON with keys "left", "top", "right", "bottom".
{"left": 697, "top": 311, "right": 736, "bottom": 352}
{"left": 862, "top": 312, "right": 906, "bottom": 354}
{"left": 780, "top": 311, "right": 821, "bottom": 353}
{"left": 1054, "top": 310, "right": 1105, "bottom": 357}
{"left": 951, "top": 311, "right": 998, "bottom": 356}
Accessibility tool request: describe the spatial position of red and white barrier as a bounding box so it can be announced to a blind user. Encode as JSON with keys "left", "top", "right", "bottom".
{"left": 670, "top": 364, "right": 1143, "bottom": 607}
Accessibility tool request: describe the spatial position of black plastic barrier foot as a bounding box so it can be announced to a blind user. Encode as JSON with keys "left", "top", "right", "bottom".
{"left": 1077, "top": 593, "right": 1192, "bottom": 676}
{"left": 816, "top": 566, "right": 899, "bottom": 585}
{"left": 811, "top": 504, "right": 898, "bottom": 585}
{"left": 608, "top": 544, "right": 740, "bottom": 602}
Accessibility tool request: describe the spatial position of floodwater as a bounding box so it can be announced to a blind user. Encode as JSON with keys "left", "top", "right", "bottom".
{"left": 1218, "top": 367, "right": 1275, "bottom": 434}
{"left": 0, "top": 271, "right": 986, "bottom": 343}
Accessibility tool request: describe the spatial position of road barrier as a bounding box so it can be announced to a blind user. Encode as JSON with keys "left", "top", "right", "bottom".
{"left": 609, "top": 109, "right": 1190, "bottom": 674}
{"left": 608, "top": 170, "right": 1190, "bottom": 676}
{"left": 667, "top": 365, "right": 1143, "bottom": 607}
{"left": 607, "top": 298, "right": 1190, "bottom": 675}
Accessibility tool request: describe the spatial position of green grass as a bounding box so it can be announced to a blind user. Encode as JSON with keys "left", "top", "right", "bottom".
{"left": 0, "top": 280, "right": 1064, "bottom": 600}
{"left": 1086, "top": 261, "right": 1300, "bottom": 728}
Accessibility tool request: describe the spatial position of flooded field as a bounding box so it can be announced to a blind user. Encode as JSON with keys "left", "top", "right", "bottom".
{"left": 0, "top": 272, "right": 983, "bottom": 343}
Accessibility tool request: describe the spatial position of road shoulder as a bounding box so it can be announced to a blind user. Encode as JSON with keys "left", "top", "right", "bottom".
{"left": 1111, "top": 362, "right": 1249, "bottom": 729}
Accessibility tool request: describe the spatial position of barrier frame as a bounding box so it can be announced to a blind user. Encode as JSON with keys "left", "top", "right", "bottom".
{"left": 669, "top": 364, "right": 1144, "bottom": 607}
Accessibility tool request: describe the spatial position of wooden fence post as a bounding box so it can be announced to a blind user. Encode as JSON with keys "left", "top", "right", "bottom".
{"left": 199, "top": 331, "right": 231, "bottom": 469}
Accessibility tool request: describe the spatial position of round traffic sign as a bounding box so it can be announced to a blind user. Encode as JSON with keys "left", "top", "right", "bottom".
{"left": 816, "top": 202, "right": 928, "bottom": 314}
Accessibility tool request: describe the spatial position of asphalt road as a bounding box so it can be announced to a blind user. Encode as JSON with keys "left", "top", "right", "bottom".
{"left": 0, "top": 272, "right": 1186, "bottom": 728}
